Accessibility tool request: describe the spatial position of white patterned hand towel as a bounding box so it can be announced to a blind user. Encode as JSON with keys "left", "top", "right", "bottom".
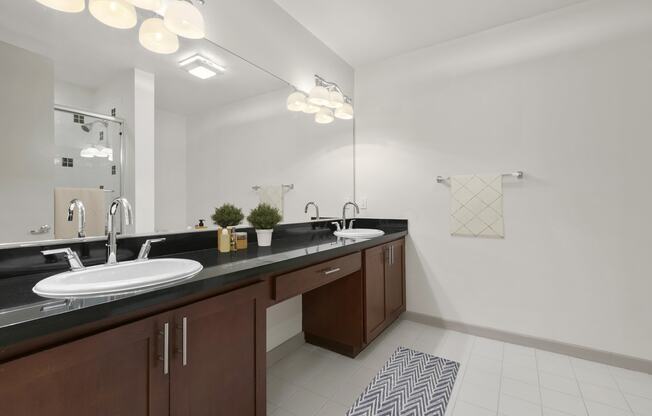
{"left": 257, "top": 185, "right": 284, "bottom": 217}
{"left": 450, "top": 175, "right": 504, "bottom": 238}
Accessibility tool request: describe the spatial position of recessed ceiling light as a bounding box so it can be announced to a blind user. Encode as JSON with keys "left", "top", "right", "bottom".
{"left": 179, "top": 54, "right": 225, "bottom": 79}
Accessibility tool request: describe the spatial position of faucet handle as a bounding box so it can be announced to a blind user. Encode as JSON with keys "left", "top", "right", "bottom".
{"left": 348, "top": 219, "right": 356, "bottom": 230}
{"left": 331, "top": 222, "right": 342, "bottom": 232}
{"left": 42, "top": 248, "right": 85, "bottom": 270}
{"left": 138, "top": 238, "right": 166, "bottom": 260}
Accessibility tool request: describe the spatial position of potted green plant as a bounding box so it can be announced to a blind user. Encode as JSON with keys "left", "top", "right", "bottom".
{"left": 211, "top": 203, "right": 244, "bottom": 253}
{"left": 247, "top": 203, "right": 282, "bottom": 247}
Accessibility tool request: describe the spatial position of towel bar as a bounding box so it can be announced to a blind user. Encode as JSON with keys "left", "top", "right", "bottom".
{"left": 436, "top": 171, "right": 524, "bottom": 183}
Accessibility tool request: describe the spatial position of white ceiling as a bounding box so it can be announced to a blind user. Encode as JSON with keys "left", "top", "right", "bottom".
{"left": 0, "top": 1, "right": 287, "bottom": 116}
{"left": 273, "top": 0, "right": 588, "bottom": 67}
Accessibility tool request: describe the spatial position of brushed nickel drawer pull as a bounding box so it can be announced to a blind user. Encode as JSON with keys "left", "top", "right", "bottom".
{"left": 322, "top": 267, "right": 341, "bottom": 276}
{"left": 158, "top": 322, "right": 169, "bottom": 375}
{"left": 182, "top": 317, "right": 188, "bottom": 367}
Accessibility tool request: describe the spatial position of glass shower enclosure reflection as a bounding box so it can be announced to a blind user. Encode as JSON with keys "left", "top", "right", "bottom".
{"left": 52, "top": 106, "right": 124, "bottom": 239}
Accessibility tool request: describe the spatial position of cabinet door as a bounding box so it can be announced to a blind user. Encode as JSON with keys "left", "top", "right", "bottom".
{"left": 0, "top": 312, "right": 171, "bottom": 416}
{"left": 170, "top": 282, "right": 267, "bottom": 416}
{"left": 364, "top": 244, "right": 387, "bottom": 343}
{"left": 385, "top": 239, "right": 405, "bottom": 317}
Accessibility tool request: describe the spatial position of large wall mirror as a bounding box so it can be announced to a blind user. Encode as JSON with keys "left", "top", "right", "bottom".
{"left": 0, "top": 1, "right": 354, "bottom": 246}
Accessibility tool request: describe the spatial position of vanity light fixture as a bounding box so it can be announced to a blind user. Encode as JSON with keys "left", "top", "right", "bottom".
{"left": 308, "top": 85, "right": 331, "bottom": 107}
{"left": 315, "top": 107, "right": 334, "bottom": 124}
{"left": 126, "top": 0, "right": 162, "bottom": 11}
{"left": 287, "top": 91, "right": 307, "bottom": 112}
{"left": 302, "top": 103, "right": 321, "bottom": 114}
{"left": 287, "top": 75, "right": 353, "bottom": 123}
{"left": 139, "top": 17, "right": 179, "bottom": 54}
{"left": 164, "top": 0, "right": 206, "bottom": 39}
{"left": 35, "top": 0, "right": 85, "bottom": 13}
{"left": 179, "top": 54, "right": 225, "bottom": 79}
{"left": 35, "top": 0, "right": 207, "bottom": 55}
{"left": 334, "top": 99, "right": 354, "bottom": 120}
{"left": 89, "top": 0, "right": 138, "bottom": 29}
{"left": 327, "top": 90, "right": 344, "bottom": 109}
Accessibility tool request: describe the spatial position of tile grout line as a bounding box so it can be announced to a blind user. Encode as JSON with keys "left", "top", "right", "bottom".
{"left": 497, "top": 341, "right": 506, "bottom": 415}
{"left": 607, "top": 366, "right": 637, "bottom": 415}
{"left": 534, "top": 349, "right": 545, "bottom": 415}
{"left": 569, "top": 357, "right": 592, "bottom": 416}
{"left": 447, "top": 333, "right": 475, "bottom": 416}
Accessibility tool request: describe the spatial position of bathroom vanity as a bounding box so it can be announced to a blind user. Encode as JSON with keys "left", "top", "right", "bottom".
{"left": 0, "top": 219, "right": 406, "bottom": 415}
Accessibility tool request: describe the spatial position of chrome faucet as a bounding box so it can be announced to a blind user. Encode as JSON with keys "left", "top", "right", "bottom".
{"left": 304, "top": 201, "right": 320, "bottom": 220}
{"left": 137, "top": 238, "right": 166, "bottom": 260}
{"left": 106, "top": 197, "right": 133, "bottom": 264}
{"left": 341, "top": 201, "right": 360, "bottom": 230}
{"left": 41, "top": 248, "right": 85, "bottom": 271}
{"left": 68, "top": 199, "right": 86, "bottom": 238}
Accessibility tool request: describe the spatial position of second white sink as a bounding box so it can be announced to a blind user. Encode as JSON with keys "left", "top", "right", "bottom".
{"left": 33, "top": 258, "right": 203, "bottom": 299}
{"left": 334, "top": 229, "right": 385, "bottom": 239}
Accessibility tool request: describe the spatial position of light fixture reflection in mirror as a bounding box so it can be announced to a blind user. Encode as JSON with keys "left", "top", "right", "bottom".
{"left": 126, "top": 0, "right": 161, "bottom": 11}
{"left": 302, "top": 102, "right": 320, "bottom": 114}
{"left": 315, "top": 107, "right": 334, "bottom": 124}
{"left": 35, "top": 0, "right": 85, "bottom": 13}
{"left": 327, "top": 90, "right": 344, "bottom": 109}
{"left": 288, "top": 75, "right": 353, "bottom": 123}
{"left": 164, "top": 0, "right": 206, "bottom": 39}
{"left": 89, "top": 0, "right": 138, "bottom": 29}
{"left": 308, "top": 85, "right": 330, "bottom": 107}
{"left": 334, "top": 101, "right": 354, "bottom": 120}
{"left": 139, "top": 17, "right": 179, "bottom": 54}
{"left": 287, "top": 91, "right": 307, "bottom": 112}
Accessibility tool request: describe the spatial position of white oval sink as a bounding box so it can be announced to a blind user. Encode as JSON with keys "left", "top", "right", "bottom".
{"left": 334, "top": 229, "right": 385, "bottom": 239}
{"left": 33, "top": 258, "right": 203, "bottom": 299}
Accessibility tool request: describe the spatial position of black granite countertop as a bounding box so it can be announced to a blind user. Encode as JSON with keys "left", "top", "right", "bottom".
{"left": 0, "top": 219, "right": 407, "bottom": 350}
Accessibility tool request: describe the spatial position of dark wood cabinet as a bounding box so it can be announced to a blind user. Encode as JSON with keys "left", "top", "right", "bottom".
{"left": 302, "top": 238, "right": 406, "bottom": 356}
{"left": 171, "top": 282, "right": 266, "bottom": 416}
{"left": 364, "top": 239, "right": 406, "bottom": 344}
{"left": 0, "top": 311, "right": 171, "bottom": 415}
{"left": 303, "top": 270, "right": 365, "bottom": 357}
{"left": 0, "top": 281, "right": 267, "bottom": 416}
{"left": 0, "top": 236, "right": 407, "bottom": 415}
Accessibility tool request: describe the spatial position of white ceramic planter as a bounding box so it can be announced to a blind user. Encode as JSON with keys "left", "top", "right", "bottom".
{"left": 256, "top": 229, "right": 273, "bottom": 247}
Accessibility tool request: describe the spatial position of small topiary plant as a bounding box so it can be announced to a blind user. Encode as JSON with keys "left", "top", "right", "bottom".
{"left": 211, "top": 203, "right": 244, "bottom": 228}
{"left": 247, "top": 203, "right": 282, "bottom": 230}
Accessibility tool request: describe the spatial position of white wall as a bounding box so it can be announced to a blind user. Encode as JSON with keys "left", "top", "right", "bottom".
{"left": 133, "top": 69, "right": 156, "bottom": 234}
{"left": 355, "top": 1, "right": 652, "bottom": 361}
{"left": 155, "top": 109, "right": 188, "bottom": 232}
{"left": 186, "top": 87, "right": 354, "bottom": 226}
{"left": 202, "top": 0, "right": 353, "bottom": 94}
{"left": 0, "top": 40, "right": 54, "bottom": 243}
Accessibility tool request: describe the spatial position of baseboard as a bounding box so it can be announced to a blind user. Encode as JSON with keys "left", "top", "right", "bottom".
{"left": 403, "top": 311, "right": 652, "bottom": 374}
{"left": 266, "top": 332, "right": 305, "bottom": 368}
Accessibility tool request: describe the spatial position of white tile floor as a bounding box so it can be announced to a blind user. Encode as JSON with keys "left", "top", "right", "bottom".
{"left": 266, "top": 319, "right": 652, "bottom": 416}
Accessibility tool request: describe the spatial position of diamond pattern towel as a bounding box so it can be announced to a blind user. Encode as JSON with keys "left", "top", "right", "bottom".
{"left": 450, "top": 174, "right": 504, "bottom": 238}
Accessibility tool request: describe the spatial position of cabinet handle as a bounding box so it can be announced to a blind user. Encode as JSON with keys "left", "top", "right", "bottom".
{"left": 159, "top": 322, "right": 169, "bottom": 375}
{"left": 391, "top": 245, "right": 395, "bottom": 265}
{"left": 322, "top": 267, "right": 341, "bottom": 276}
{"left": 182, "top": 317, "right": 188, "bottom": 367}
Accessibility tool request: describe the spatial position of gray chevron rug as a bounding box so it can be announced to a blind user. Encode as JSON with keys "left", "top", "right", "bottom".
{"left": 347, "top": 346, "right": 460, "bottom": 416}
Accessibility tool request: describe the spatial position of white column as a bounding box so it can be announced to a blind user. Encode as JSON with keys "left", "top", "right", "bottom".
{"left": 133, "top": 69, "right": 156, "bottom": 233}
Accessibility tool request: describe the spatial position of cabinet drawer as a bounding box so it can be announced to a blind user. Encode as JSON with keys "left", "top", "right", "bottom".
{"left": 274, "top": 253, "right": 361, "bottom": 302}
